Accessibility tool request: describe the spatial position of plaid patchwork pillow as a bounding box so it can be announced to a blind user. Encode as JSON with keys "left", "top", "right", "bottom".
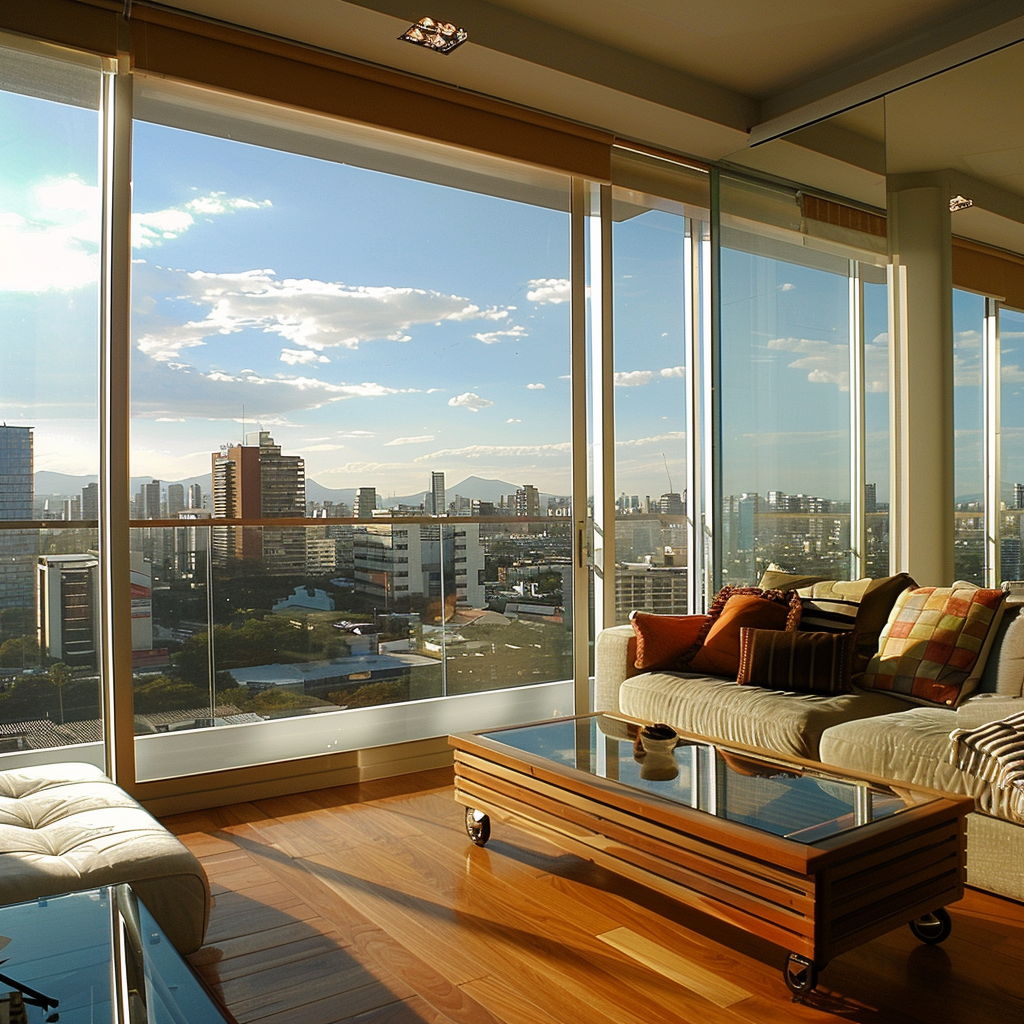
{"left": 859, "top": 585, "right": 1007, "bottom": 707}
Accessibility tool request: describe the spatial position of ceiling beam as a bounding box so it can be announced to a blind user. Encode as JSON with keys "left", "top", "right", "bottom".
{"left": 749, "top": 0, "right": 1024, "bottom": 146}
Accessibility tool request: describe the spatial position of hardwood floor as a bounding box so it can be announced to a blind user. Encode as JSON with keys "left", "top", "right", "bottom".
{"left": 163, "top": 768, "right": 1024, "bottom": 1024}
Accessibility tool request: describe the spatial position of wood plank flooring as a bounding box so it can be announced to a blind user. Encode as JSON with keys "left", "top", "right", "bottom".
{"left": 162, "top": 768, "right": 1024, "bottom": 1024}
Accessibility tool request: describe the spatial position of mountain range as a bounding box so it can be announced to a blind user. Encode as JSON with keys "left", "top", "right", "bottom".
{"left": 33, "top": 472, "right": 563, "bottom": 510}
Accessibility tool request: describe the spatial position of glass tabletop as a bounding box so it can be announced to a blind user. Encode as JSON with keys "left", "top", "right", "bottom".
{"left": 0, "top": 885, "right": 226, "bottom": 1023}
{"left": 478, "top": 715, "right": 922, "bottom": 844}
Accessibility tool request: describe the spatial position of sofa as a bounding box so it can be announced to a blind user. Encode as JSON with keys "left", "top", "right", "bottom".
{"left": 595, "top": 578, "right": 1024, "bottom": 902}
{"left": 0, "top": 761, "right": 211, "bottom": 953}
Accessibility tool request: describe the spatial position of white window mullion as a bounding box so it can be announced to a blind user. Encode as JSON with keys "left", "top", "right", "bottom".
{"left": 590, "top": 182, "right": 615, "bottom": 636}
{"left": 849, "top": 262, "right": 866, "bottom": 580}
{"left": 984, "top": 296, "right": 1000, "bottom": 587}
{"left": 570, "top": 178, "right": 590, "bottom": 713}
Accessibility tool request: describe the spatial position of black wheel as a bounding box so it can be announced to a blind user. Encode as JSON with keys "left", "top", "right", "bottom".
{"left": 784, "top": 954, "right": 818, "bottom": 1000}
{"left": 909, "top": 907, "right": 951, "bottom": 944}
{"left": 464, "top": 807, "right": 490, "bottom": 847}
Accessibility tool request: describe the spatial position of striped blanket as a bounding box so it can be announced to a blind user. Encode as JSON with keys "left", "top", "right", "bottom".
{"left": 949, "top": 710, "right": 1024, "bottom": 822}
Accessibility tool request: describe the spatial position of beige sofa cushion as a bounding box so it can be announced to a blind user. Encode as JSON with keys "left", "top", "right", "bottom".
{"left": 819, "top": 706, "right": 1023, "bottom": 822}
{"left": 0, "top": 762, "right": 210, "bottom": 953}
{"left": 618, "top": 670, "right": 911, "bottom": 759}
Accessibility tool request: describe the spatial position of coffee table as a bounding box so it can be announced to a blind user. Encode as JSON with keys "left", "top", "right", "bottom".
{"left": 449, "top": 713, "right": 974, "bottom": 998}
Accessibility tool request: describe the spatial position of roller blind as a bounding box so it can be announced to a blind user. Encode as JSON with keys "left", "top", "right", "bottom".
{"left": 0, "top": 0, "right": 612, "bottom": 181}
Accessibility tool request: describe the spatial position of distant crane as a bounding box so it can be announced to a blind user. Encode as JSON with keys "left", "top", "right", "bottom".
{"left": 663, "top": 453, "right": 673, "bottom": 494}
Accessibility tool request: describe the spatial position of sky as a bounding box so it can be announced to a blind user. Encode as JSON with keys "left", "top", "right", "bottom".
{"left": 3, "top": 77, "right": 1020, "bottom": 510}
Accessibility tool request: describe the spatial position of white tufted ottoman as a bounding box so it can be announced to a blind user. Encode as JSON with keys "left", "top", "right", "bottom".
{"left": 0, "top": 762, "right": 210, "bottom": 953}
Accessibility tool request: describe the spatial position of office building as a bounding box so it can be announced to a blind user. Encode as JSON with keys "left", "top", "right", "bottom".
{"left": 427, "top": 471, "right": 445, "bottom": 515}
{"left": 211, "top": 431, "right": 305, "bottom": 574}
{"left": 37, "top": 553, "right": 99, "bottom": 668}
{"left": 0, "top": 425, "right": 36, "bottom": 611}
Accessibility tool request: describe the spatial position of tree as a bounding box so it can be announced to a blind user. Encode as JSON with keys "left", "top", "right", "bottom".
{"left": 0, "top": 636, "right": 40, "bottom": 669}
{"left": 49, "top": 662, "right": 72, "bottom": 724}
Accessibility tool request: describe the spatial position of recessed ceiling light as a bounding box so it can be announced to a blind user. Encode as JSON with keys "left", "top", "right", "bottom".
{"left": 950, "top": 195, "right": 974, "bottom": 212}
{"left": 399, "top": 17, "right": 468, "bottom": 54}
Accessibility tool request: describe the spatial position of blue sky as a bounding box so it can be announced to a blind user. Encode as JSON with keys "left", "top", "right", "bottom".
{"left": 5, "top": 81, "right": 1017, "bottom": 509}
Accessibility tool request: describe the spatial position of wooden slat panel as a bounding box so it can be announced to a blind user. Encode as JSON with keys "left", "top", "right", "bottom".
{"left": 455, "top": 773, "right": 818, "bottom": 926}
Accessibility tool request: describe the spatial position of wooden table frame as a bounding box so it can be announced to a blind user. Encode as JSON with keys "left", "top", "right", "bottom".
{"left": 449, "top": 714, "right": 974, "bottom": 997}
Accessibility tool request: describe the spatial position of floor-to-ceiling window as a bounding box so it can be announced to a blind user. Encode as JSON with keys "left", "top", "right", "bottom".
{"left": 717, "top": 175, "right": 886, "bottom": 586}
{"left": 609, "top": 150, "right": 710, "bottom": 621}
{"left": 952, "top": 289, "right": 987, "bottom": 584}
{"left": 999, "top": 307, "right": 1024, "bottom": 584}
{"left": 128, "top": 80, "right": 576, "bottom": 776}
{"left": 0, "top": 40, "right": 103, "bottom": 766}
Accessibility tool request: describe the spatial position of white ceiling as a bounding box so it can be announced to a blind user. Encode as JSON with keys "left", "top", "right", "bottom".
{"left": 156, "top": 0, "right": 1024, "bottom": 249}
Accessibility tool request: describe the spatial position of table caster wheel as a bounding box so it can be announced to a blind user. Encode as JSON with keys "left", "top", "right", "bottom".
{"left": 909, "top": 907, "right": 951, "bottom": 944}
{"left": 784, "top": 953, "right": 818, "bottom": 1000}
{"left": 464, "top": 807, "right": 490, "bottom": 847}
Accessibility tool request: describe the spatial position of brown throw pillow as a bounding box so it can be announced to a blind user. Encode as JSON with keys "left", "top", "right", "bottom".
{"left": 688, "top": 595, "right": 791, "bottom": 678}
{"left": 629, "top": 611, "right": 712, "bottom": 672}
{"left": 850, "top": 572, "right": 917, "bottom": 674}
{"left": 737, "top": 627, "right": 852, "bottom": 694}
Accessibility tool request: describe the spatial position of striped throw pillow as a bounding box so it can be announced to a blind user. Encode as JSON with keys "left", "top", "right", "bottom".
{"left": 737, "top": 627, "right": 852, "bottom": 694}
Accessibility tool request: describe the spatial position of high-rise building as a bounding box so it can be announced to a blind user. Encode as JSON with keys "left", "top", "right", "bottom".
{"left": 0, "top": 425, "right": 37, "bottom": 610}
{"left": 37, "top": 553, "right": 99, "bottom": 668}
{"left": 354, "top": 487, "right": 377, "bottom": 519}
{"left": 515, "top": 484, "right": 541, "bottom": 518}
{"left": 187, "top": 483, "right": 203, "bottom": 509}
{"left": 427, "top": 471, "right": 445, "bottom": 515}
{"left": 142, "top": 479, "right": 162, "bottom": 519}
{"left": 81, "top": 482, "right": 98, "bottom": 521}
{"left": 211, "top": 431, "right": 306, "bottom": 574}
{"left": 658, "top": 492, "right": 684, "bottom": 515}
{"left": 166, "top": 483, "right": 185, "bottom": 516}
{"left": 865, "top": 482, "right": 878, "bottom": 514}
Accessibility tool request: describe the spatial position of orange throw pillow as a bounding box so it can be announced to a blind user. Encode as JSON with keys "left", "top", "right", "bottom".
{"left": 688, "top": 594, "right": 790, "bottom": 678}
{"left": 630, "top": 611, "right": 712, "bottom": 672}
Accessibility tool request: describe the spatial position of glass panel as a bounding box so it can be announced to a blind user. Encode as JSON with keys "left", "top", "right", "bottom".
{"left": 610, "top": 153, "right": 709, "bottom": 619}
{"left": 999, "top": 306, "right": 1024, "bottom": 585}
{"left": 864, "top": 278, "right": 891, "bottom": 577}
{"left": 481, "top": 715, "right": 912, "bottom": 843}
{"left": 719, "top": 177, "right": 854, "bottom": 585}
{"left": 130, "top": 82, "right": 573, "bottom": 772}
{"left": 0, "top": 42, "right": 102, "bottom": 764}
{"left": 953, "top": 289, "right": 986, "bottom": 584}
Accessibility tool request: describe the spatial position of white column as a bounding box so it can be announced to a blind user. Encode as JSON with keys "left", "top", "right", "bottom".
{"left": 887, "top": 177, "right": 954, "bottom": 586}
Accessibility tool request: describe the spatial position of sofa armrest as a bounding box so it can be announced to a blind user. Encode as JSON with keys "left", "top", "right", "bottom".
{"left": 595, "top": 625, "right": 636, "bottom": 715}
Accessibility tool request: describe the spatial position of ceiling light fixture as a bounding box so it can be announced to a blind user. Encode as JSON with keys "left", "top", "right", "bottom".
{"left": 399, "top": 17, "right": 468, "bottom": 54}
{"left": 949, "top": 195, "right": 974, "bottom": 212}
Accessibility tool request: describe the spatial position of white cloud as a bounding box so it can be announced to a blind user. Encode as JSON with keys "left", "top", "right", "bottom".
{"left": 527, "top": 278, "right": 570, "bottom": 304}
{"left": 0, "top": 176, "right": 99, "bottom": 292}
{"left": 414, "top": 441, "right": 570, "bottom": 461}
{"left": 615, "top": 431, "right": 687, "bottom": 448}
{"left": 766, "top": 336, "right": 891, "bottom": 392}
{"left": 132, "top": 191, "right": 272, "bottom": 249}
{"left": 473, "top": 325, "right": 527, "bottom": 344}
{"left": 506, "top": 418, "right": 522, "bottom": 423}
{"left": 296, "top": 442, "right": 347, "bottom": 452}
{"left": 384, "top": 435, "right": 435, "bottom": 446}
{"left": 660, "top": 366, "right": 685, "bottom": 378}
{"left": 136, "top": 267, "right": 514, "bottom": 360}
{"left": 281, "top": 348, "right": 330, "bottom": 366}
{"left": 448, "top": 392, "right": 493, "bottom": 412}
{"left": 527, "top": 383, "right": 546, "bottom": 390}
{"left": 615, "top": 370, "right": 655, "bottom": 387}
{"left": 778, "top": 282, "right": 796, "bottom": 292}
{"left": 131, "top": 356, "right": 422, "bottom": 420}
